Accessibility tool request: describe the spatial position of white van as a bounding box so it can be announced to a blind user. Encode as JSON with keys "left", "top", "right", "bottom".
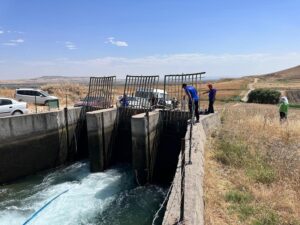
{"left": 15, "top": 88, "right": 58, "bottom": 105}
{"left": 135, "top": 88, "right": 172, "bottom": 107}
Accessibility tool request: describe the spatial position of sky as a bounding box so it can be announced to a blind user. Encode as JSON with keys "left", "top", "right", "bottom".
{"left": 0, "top": 0, "right": 300, "bottom": 80}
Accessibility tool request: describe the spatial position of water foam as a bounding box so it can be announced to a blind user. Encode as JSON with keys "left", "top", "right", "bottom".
{"left": 0, "top": 162, "right": 135, "bottom": 225}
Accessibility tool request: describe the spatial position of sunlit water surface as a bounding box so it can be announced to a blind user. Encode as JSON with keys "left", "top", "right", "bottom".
{"left": 0, "top": 162, "right": 167, "bottom": 225}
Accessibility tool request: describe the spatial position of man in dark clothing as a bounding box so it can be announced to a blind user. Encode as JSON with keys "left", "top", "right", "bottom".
{"left": 120, "top": 94, "right": 129, "bottom": 107}
{"left": 203, "top": 84, "right": 217, "bottom": 114}
{"left": 182, "top": 83, "right": 199, "bottom": 122}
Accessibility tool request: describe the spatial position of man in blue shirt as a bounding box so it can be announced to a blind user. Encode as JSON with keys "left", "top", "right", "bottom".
{"left": 203, "top": 83, "right": 217, "bottom": 114}
{"left": 119, "top": 94, "right": 129, "bottom": 107}
{"left": 182, "top": 83, "right": 199, "bottom": 122}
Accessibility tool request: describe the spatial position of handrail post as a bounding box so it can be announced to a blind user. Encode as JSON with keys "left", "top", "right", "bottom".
{"left": 180, "top": 138, "right": 185, "bottom": 222}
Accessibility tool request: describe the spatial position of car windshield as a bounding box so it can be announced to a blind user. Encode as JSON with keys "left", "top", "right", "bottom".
{"left": 40, "top": 90, "right": 49, "bottom": 97}
{"left": 135, "top": 90, "right": 152, "bottom": 98}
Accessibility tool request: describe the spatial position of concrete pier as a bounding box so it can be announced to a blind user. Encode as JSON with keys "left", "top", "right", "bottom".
{"left": 131, "top": 110, "right": 161, "bottom": 184}
{"left": 86, "top": 107, "right": 147, "bottom": 173}
{"left": 86, "top": 108, "right": 118, "bottom": 172}
{"left": 131, "top": 110, "right": 191, "bottom": 184}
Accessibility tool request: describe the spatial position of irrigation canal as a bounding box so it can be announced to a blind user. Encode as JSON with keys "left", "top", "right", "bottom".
{"left": 0, "top": 161, "right": 167, "bottom": 225}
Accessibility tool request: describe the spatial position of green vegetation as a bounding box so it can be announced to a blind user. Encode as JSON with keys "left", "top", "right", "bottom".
{"left": 224, "top": 189, "right": 280, "bottom": 223}
{"left": 290, "top": 104, "right": 300, "bottom": 109}
{"left": 248, "top": 89, "right": 281, "bottom": 104}
{"left": 214, "top": 141, "right": 251, "bottom": 167}
{"left": 225, "top": 190, "right": 284, "bottom": 225}
{"left": 252, "top": 210, "right": 280, "bottom": 225}
{"left": 226, "top": 189, "right": 255, "bottom": 221}
{"left": 214, "top": 140, "right": 276, "bottom": 184}
{"left": 225, "top": 190, "right": 252, "bottom": 204}
{"left": 246, "top": 163, "right": 276, "bottom": 184}
{"left": 219, "top": 95, "right": 242, "bottom": 103}
{"left": 206, "top": 105, "right": 300, "bottom": 225}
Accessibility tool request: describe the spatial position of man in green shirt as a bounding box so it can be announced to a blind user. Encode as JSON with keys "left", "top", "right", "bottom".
{"left": 279, "top": 96, "right": 289, "bottom": 122}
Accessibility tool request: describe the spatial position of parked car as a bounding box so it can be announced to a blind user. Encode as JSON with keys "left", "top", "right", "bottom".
{"left": 15, "top": 88, "right": 58, "bottom": 105}
{"left": 0, "top": 97, "right": 28, "bottom": 117}
{"left": 117, "top": 95, "right": 151, "bottom": 108}
{"left": 74, "top": 96, "right": 112, "bottom": 109}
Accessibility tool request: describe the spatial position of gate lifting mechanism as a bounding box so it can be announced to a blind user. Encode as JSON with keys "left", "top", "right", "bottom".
{"left": 85, "top": 76, "right": 116, "bottom": 112}
{"left": 121, "top": 75, "right": 159, "bottom": 111}
{"left": 163, "top": 72, "right": 205, "bottom": 111}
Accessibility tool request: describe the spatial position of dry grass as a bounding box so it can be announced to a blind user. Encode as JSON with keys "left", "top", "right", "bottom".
{"left": 255, "top": 80, "right": 300, "bottom": 91}
{"left": 0, "top": 88, "right": 15, "bottom": 98}
{"left": 205, "top": 78, "right": 250, "bottom": 101}
{"left": 204, "top": 103, "right": 300, "bottom": 225}
{"left": 41, "top": 83, "right": 89, "bottom": 107}
{"left": 0, "top": 83, "right": 89, "bottom": 113}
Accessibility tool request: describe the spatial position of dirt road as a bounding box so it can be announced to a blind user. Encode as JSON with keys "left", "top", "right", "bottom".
{"left": 241, "top": 78, "right": 258, "bottom": 102}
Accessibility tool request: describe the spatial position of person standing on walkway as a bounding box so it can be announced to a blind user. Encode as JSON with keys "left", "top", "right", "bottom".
{"left": 203, "top": 83, "right": 217, "bottom": 114}
{"left": 279, "top": 96, "right": 289, "bottom": 122}
{"left": 182, "top": 83, "right": 199, "bottom": 122}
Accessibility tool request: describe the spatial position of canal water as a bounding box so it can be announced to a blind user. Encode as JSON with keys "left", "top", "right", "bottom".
{"left": 0, "top": 161, "right": 167, "bottom": 225}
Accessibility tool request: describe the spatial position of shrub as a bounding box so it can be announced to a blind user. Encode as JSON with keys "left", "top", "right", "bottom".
{"left": 248, "top": 89, "right": 281, "bottom": 104}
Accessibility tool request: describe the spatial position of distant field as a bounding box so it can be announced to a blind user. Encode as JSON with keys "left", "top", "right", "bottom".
{"left": 211, "top": 78, "right": 250, "bottom": 102}
{"left": 0, "top": 83, "right": 89, "bottom": 113}
{"left": 3, "top": 73, "right": 299, "bottom": 114}
{"left": 254, "top": 79, "right": 300, "bottom": 90}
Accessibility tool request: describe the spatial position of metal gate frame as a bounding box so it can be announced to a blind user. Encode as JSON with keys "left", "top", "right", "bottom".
{"left": 85, "top": 76, "right": 116, "bottom": 112}
{"left": 120, "top": 75, "right": 159, "bottom": 111}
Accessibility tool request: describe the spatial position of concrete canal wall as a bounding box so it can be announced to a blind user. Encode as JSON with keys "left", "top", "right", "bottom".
{"left": 163, "top": 113, "right": 220, "bottom": 225}
{"left": 0, "top": 107, "right": 83, "bottom": 183}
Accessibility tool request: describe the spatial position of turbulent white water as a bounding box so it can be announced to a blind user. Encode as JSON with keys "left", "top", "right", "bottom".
{"left": 0, "top": 162, "right": 166, "bottom": 225}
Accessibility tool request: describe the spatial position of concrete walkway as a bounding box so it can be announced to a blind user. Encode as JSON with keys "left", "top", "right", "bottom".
{"left": 162, "top": 113, "right": 220, "bottom": 225}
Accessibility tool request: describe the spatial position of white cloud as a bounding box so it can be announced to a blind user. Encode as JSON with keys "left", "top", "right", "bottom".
{"left": 0, "top": 29, "right": 23, "bottom": 35}
{"left": 60, "top": 52, "right": 300, "bottom": 78}
{"left": 106, "top": 37, "right": 128, "bottom": 47}
{"left": 65, "top": 41, "right": 77, "bottom": 50}
{"left": 2, "top": 38, "right": 25, "bottom": 46}
{"left": 11, "top": 39, "right": 24, "bottom": 43}
{"left": 2, "top": 42, "right": 17, "bottom": 46}
{"left": 1, "top": 52, "right": 300, "bottom": 79}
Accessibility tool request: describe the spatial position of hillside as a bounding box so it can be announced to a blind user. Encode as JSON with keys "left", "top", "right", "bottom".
{"left": 262, "top": 65, "right": 300, "bottom": 81}
{"left": 254, "top": 65, "right": 300, "bottom": 103}
{"left": 0, "top": 76, "right": 90, "bottom": 86}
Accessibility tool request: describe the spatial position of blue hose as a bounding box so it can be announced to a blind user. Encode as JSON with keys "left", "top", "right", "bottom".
{"left": 22, "top": 189, "right": 69, "bottom": 225}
